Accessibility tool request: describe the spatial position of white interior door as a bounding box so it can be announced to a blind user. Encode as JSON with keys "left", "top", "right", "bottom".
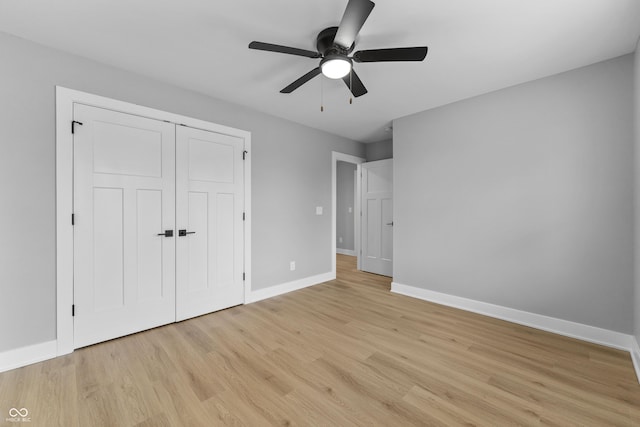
{"left": 73, "top": 104, "right": 176, "bottom": 348}
{"left": 361, "top": 159, "right": 393, "bottom": 276}
{"left": 175, "top": 126, "right": 245, "bottom": 321}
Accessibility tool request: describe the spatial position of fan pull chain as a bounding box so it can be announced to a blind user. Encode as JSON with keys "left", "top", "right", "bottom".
{"left": 320, "top": 74, "right": 324, "bottom": 112}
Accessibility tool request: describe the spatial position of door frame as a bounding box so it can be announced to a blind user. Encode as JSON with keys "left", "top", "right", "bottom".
{"left": 55, "top": 86, "right": 252, "bottom": 356}
{"left": 331, "top": 152, "right": 365, "bottom": 276}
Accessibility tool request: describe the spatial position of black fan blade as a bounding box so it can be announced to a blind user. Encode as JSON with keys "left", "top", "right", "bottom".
{"left": 353, "top": 46, "right": 428, "bottom": 62}
{"left": 342, "top": 69, "right": 368, "bottom": 97}
{"left": 249, "top": 41, "right": 321, "bottom": 59}
{"left": 334, "top": 0, "right": 375, "bottom": 49}
{"left": 280, "top": 68, "right": 322, "bottom": 93}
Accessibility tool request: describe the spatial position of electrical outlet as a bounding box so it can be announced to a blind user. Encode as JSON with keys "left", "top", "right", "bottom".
{"left": 290, "top": 261, "right": 296, "bottom": 271}
{"left": 348, "top": 207, "right": 352, "bottom": 213}
{"left": 316, "top": 206, "right": 323, "bottom": 215}
{"left": 338, "top": 237, "right": 343, "bottom": 243}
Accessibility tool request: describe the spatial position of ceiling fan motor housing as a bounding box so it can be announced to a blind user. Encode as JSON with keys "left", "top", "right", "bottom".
{"left": 316, "top": 26, "right": 354, "bottom": 56}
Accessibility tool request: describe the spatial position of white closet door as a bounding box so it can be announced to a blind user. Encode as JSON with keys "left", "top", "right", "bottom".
{"left": 73, "top": 104, "right": 176, "bottom": 348}
{"left": 361, "top": 159, "right": 393, "bottom": 277}
{"left": 175, "top": 126, "right": 245, "bottom": 321}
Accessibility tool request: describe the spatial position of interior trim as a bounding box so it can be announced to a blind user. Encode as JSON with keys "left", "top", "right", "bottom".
{"left": 332, "top": 151, "right": 365, "bottom": 275}
{"left": 246, "top": 272, "right": 334, "bottom": 304}
{"left": 336, "top": 248, "right": 357, "bottom": 256}
{"left": 631, "top": 337, "right": 640, "bottom": 384}
{"left": 391, "top": 281, "right": 634, "bottom": 352}
{"left": 0, "top": 340, "right": 57, "bottom": 374}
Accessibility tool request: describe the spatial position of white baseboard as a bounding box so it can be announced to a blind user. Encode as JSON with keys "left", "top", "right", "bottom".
{"left": 0, "top": 340, "right": 57, "bottom": 373}
{"left": 631, "top": 337, "right": 640, "bottom": 384}
{"left": 336, "top": 248, "right": 356, "bottom": 256}
{"left": 391, "top": 282, "right": 634, "bottom": 352}
{"left": 0, "top": 273, "right": 334, "bottom": 373}
{"left": 246, "top": 272, "right": 335, "bottom": 304}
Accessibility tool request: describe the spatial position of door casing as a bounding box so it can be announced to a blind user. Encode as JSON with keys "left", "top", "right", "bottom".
{"left": 331, "top": 152, "right": 365, "bottom": 275}
{"left": 55, "top": 86, "right": 251, "bottom": 356}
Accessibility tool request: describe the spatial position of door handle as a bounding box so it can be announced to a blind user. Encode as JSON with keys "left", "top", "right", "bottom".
{"left": 157, "top": 230, "right": 174, "bottom": 237}
{"left": 386, "top": 222, "right": 394, "bottom": 226}
{"left": 178, "top": 229, "right": 196, "bottom": 237}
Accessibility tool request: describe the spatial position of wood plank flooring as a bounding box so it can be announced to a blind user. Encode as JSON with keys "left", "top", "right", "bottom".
{"left": 1, "top": 254, "right": 639, "bottom": 426}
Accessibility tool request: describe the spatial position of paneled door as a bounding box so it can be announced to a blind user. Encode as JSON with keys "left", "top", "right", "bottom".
{"left": 361, "top": 159, "right": 393, "bottom": 276}
{"left": 73, "top": 104, "right": 176, "bottom": 348}
{"left": 73, "top": 104, "right": 246, "bottom": 348}
{"left": 175, "top": 126, "right": 245, "bottom": 321}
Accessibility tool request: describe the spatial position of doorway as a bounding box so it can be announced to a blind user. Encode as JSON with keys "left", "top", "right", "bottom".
{"left": 336, "top": 161, "right": 357, "bottom": 257}
{"left": 331, "top": 152, "right": 365, "bottom": 277}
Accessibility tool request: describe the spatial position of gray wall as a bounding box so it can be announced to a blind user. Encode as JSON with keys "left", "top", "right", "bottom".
{"left": 634, "top": 39, "right": 640, "bottom": 345}
{"left": 0, "top": 32, "right": 364, "bottom": 353}
{"left": 336, "top": 161, "right": 356, "bottom": 251}
{"left": 394, "top": 54, "right": 634, "bottom": 333}
{"left": 365, "top": 139, "right": 393, "bottom": 161}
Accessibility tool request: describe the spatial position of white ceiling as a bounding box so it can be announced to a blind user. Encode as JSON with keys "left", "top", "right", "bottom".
{"left": 1, "top": 0, "right": 639, "bottom": 142}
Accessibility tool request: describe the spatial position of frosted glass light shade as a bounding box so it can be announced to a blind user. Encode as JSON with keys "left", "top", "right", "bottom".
{"left": 321, "top": 56, "right": 352, "bottom": 79}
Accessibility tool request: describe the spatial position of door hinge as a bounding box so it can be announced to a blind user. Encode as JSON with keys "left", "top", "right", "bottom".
{"left": 71, "top": 120, "right": 83, "bottom": 134}
{"left": 71, "top": 213, "right": 75, "bottom": 225}
{"left": 72, "top": 304, "right": 75, "bottom": 317}
{"left": 242, "top": 212, "right": 245, "bottom": 221}
{"left": 243, "top": 272, "right": 246, "bottom": 281}
{"left": 243, "top": 150, "right": 248, "bottom": 160}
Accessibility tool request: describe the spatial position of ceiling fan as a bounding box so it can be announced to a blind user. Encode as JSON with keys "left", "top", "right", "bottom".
{"left": 248, "top": 0, "right": 428, "bottom": 98}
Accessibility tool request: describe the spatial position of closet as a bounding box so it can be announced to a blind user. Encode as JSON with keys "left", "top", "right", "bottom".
{"left": 72, "top": 103, "right": 245, "bottom": 348}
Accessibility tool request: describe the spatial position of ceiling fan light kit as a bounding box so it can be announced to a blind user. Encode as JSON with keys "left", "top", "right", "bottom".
{"left": 320, "top": 55, "right": 352, "bottom": 79}
{"left": 248, "top": 0, "right": 428, "bottom": 99}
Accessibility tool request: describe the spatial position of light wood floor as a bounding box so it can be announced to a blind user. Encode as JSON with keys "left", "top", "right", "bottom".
{"left": 1, "top": 255, "right": 639, "bottom": 426}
